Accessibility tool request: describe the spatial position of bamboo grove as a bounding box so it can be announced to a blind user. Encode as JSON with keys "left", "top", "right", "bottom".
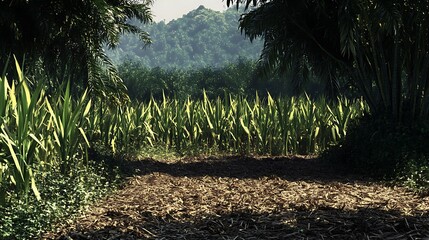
{"left": 0, "top": 62, "right": 368, "bottom": 204}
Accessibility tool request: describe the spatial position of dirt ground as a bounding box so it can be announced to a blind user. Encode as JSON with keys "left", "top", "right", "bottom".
{"left": 43, "top": 156, "right": 429, "bottom": 239}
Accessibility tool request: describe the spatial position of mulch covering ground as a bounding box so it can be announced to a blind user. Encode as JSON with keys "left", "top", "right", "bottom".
{"left": 44, "top": 156, "right": 429, "bottom": 240}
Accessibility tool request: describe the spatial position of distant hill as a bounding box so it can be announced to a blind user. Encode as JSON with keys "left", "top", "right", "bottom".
{"left": 107, "top": 6, "right": 263, "bottom": 68}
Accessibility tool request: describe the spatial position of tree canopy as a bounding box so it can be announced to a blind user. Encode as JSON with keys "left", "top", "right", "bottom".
{"left": 228, "top": 0, "right": 429, "bottom": 125}
{"left": 0, "top": 0, "right": 152, "bottom": 100}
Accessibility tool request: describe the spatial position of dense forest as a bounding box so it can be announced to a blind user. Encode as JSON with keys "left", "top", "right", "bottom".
{"left": 107, "top": 6, "right": 263, "bottom": 68}
{"left": 119, "top": 59, "right": 333, "bottom": 101}
{"left": 110, "top": 6, "right": 339, "bottom": 101}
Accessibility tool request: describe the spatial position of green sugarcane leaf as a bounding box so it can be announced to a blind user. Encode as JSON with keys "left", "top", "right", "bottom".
{"left": 13, "top": 56, "right": 24, "bottom": 83}
{"left": 29, "top": 133, "right": 46, "bottom": 151}
{"left": 79, "top": 127, "right": 90, "bottom": 147}
{"left": 83, "top": 99, "right": 92, "bottom": 116}
{"left": 1, "top": 132, "right": 24, "bottom": 182}
{"left": 29, "top": 169, "right": 41, "bottom": 201}
{"left": 240, "top": 117, "right": 250, "bottom": 135}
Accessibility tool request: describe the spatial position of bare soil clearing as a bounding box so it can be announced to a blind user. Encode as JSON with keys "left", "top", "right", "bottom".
{"left": 44, "top": 156, "right": 429, "bottom": 239}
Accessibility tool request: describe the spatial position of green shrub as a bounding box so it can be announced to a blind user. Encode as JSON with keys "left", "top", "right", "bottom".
{"left": 324, "top": 115, "right": 429, "bottom": 193}
{"left": 0, "top": 160, "right": 121, "bottom": 239}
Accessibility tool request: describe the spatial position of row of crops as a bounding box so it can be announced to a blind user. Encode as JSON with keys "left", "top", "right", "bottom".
{"left": 101, "top": 92, "right": 368, "bottom": 155}
{"left": 0, "top": 63, "right": 368, "bottom": 204}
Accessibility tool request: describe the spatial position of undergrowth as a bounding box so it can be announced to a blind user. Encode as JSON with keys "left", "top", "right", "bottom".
{"left": 0, "top": 156, "right": 121, "bottom": 239}
{"left": 323, "top": 115, "right": 429, "bottom": 195}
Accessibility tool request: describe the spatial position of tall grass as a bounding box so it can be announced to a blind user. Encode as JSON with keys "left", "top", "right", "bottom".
{"left": 0, "top": 61, "right": 91, "bottom": 204}
{"left": 0, "top": 62, "right": 368, "bottom": 203}
{"left": 96, "top": 92, "right": 368, "bottom": 156}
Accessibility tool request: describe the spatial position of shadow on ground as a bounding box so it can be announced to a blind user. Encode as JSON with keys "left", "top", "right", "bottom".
{"left": 48, "top": 156, "right": 429, "bottom": 240}
{"left": 119, "top": 155, "right": 365, "bottom": 183}
{"left": 57, "top": 206, "right": 429, "bottom": 240}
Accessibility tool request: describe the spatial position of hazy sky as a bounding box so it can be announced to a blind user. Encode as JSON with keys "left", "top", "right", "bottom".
{"left": 151, "top": 0, "right": 228, "bottom": 22}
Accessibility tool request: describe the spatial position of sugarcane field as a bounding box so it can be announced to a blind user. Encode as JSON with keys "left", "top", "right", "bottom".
{"left": 1, "top": 1, "right": 429, "bottom": 239}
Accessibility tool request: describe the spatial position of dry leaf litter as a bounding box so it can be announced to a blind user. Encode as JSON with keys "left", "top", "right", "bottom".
{"left": 43, "top": 156, "right": 429, "bottom": 240}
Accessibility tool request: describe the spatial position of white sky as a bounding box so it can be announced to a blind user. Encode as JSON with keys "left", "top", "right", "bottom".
{"left": 151, "top": 0, "right": 228, "bottom": 22}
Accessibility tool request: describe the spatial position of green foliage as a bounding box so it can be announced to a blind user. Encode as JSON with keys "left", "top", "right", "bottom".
{"left": 93, "top": 93, "right": 368, "bottom": 156}
{"left": 0, "top": 63, "right": 45, "bottom": 203}
{"left": 1, "top": 61, "right": 365, "bottom": 210}
{"left": 229, "top": 0, "right": 429, "bottom": 193}
{"left": 0, "top": 59, "right": 426, "bottom": 238}
{"left": 0, "top": 0, "right": 153, "bottom": 100}
{"left": 46, "top": 82, "right": 91, "bottom": 174}
{"left": 228, "top": 0, "right": 351, "bottom": 98}
{"left": 0, "top": 161, "right": 120, "bottom": 239}
{"left": 107, "top": 6, "right": 263, "bottom": 68}
{"left": 323, "top": 116, "right": 429, "bottom": 194}
{"left": 118, "top": 58, "right": 332, "bottom": 102}
{"left": 0, "top": 63, "right": 121, "bottom": 239}
{"left": 0, "top": 64, "right": 93, "bottom": 202}
{"left": 228, "top": 0, "right": 429, "bottom": 125}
